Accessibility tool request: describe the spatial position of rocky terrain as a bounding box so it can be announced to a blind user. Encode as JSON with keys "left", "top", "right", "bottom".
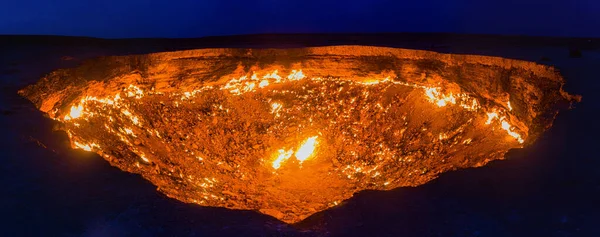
{"left": 18, "top": 45, "right": 578, "bottom": 222}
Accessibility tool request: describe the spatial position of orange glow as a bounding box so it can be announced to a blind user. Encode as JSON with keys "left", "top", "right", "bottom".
{"left": 59, "top": 69, "right": 527, "bottom": 154}
{"left": 22, "top": 45, "right": 576, "bottom": 225}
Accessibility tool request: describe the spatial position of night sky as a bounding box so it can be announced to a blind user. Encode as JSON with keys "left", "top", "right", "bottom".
{"left": 1, "top": 0, "right": 599, "bottom": 38}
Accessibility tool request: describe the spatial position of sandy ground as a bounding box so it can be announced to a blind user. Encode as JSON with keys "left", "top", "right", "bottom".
{"left": 0, "top": 34, "right": 599, "bottom": 236}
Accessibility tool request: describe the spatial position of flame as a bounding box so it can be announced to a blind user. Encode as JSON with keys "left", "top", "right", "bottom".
{"left": 122, "top": 127, "right": 136, "bottom": 137}
{"left": 359, "top": 77, "right": 390, "bottom": 85}
{"left": 295, "top": 136, "right": 318, "bottom": 163}
{"left": 222, "top": 70, "right": 302, "bottom": 95}
{"left": 485, "top": 111, "right": 524, "bottom": 143}
{"left": 49, "top": 65, "right": 539, "bottom": 223}
{"left": 64, "top": 104, "right": 84, "bottom": 120}
{"left": 126, "top": 85, "right": 144, "bottom": 99}
{"left": 272, "top": 149, "right": 293, "bottom": 169}
{"left": 73, "top": 141, "right": 99, "bottom": 151}
{"left": 59, "top": 69, "right": 526, "bottom": 171}
{"left": 486, "top": 112, "right": 499, "bottom": 124}
{"left": 424, "top": 87, "right": 459, "bottom": 108}
{"left": 74, "top": 141, "right": 92, "bottom": 151}
{"left": 501, "top": 121, "right": 511, "bottom": 130}
{"left": 287, "top": 70, "right": 305, "bottom": 80}
{"left": 140, "top": 154, "right": 150, "bottom": 163}
{"left": 271, "top": 136, "right": 319, "bottom": 169}
{"left": 263, "top": 70, "right": 282, "bottom": 81}
{"left": 500, "top": 120, "right": 524, "bottom": 143}
{"left": 259, "top": 80, "right": 269, "bottom": 88}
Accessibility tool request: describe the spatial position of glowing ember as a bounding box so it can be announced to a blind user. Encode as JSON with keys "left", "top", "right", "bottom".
{"left": 271, "top": 102, "right": 282, "bottom": 112}
{"left": 19, "top": 46, "right": 578, "bottom": 223}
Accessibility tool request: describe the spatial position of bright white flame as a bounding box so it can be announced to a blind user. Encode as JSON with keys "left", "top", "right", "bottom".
{"left": 485, "top": 111, "right": 524, "bottom": 144}
{"left": 424, "top": 88, "right": 439, "bottom": 102}
{"left": 486, "top": 112, "right": 498, "bottom": 125}
{"left": 123, "top": 127, "right": 136, "bottom": 136}
{"left": 65, "top": 105, "right": 84, "bottom": 120}
{"left": 436, "top": 99, "right": 447, "bottom": 107}
{"left": 287, "top": 70, "right": 305, "bottom": 80}
{"left": 295, "top": 136, "right": 318, "bottom": 163}
{"left": 74, "top": 141, "right": 91, "bottom": 151}
{"left": 140, "top": 154, "right": 150, "bottom": 163}
{"left": 126, "top": 85, "right": 144, "bottom": 99}
{"left": 500, "top": 120, "right": 524, "bottom": 143}
{"left": 259, "top": 80, "right": 269, "bottom": 88}
{"left": 73, "top": 141, "right": 98, "bottom": 151}
{"left": 263, "top": 70, "right": 282, "bottom": 81}
{"left": 501, "top": 121, "right": 511, "bottom": 130}
{"left": 272, "top": 149, "right": 293, "bottom": 169}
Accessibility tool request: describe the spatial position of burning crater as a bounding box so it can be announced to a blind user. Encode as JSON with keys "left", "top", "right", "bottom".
{"left": 19, "top": 46, "right": 578, "bottom": 223}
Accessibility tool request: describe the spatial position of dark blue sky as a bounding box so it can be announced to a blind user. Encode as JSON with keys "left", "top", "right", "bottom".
{"left": 1, "top": 0, "right": 599, "bottom": 38}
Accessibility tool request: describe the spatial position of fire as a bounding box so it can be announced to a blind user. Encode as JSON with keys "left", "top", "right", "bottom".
{"left": 73, "top": 141, "right": 99, "bottom": 151}
{"left": 59, "top": 69, "right": 527, "bottom": 160}
{"left": 485, "top": 111, "right": 524, "bottom": 144}
{"left": 486, "top": 112, "right": 499, "bottom": 124}
{"left": 139, "top": 154, "right": 150, "bottom": 163}
{"left": 58, "top": 69, "right": 527, "bottom": 165}
{"left": 126, "top": 85, "right": 144, "bottom": 99}
{"left": 423, "top": 87, "right": 473, "bottom": 110}
{"left": 22, "top": 45, "right": 576, "bottom": 224}
{"left": 64, "top": 104, "right": 84, "bottom": 120}
{"left": 263, "top": 70, "right": 282, "bottom": 81}
{"left": 272, "top": 149, "right": 293, "bottom": 169}
{"left": 295, "top": 136, "right": 318, "bottom": 163}
{"left": 74, "top": 141, "right": 92, "bottom": 151}
{"left": 500, "top": 120, "right": 524, "bottom": 144}
{"left": 271, "top": 136, "right": 319, "bottom": 169}
{"left": 287, "top": 70, "right": 305, "bottom": 80}
{"left": 259, "top": 80, "right": 269, "bottom": 88}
